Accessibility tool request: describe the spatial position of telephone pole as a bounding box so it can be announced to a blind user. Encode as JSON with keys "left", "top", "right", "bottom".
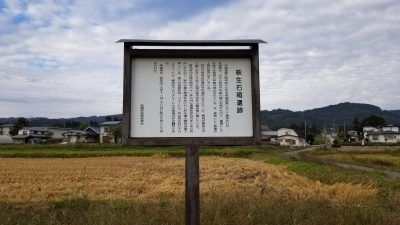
{"left": 304, "top": 121, "right": 307, "bottom": 146}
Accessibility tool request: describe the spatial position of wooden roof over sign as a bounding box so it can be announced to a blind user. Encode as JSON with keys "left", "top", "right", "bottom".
{"left": 116, "top": 39, "right": 267, "bottom": 46}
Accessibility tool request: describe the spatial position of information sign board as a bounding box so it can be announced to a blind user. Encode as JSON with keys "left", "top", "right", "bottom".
{"left": 118, "top": 39, "right": 265, "bottom": 145}
{"left": 131, "top": 58, "right": 253, "bottom": 138}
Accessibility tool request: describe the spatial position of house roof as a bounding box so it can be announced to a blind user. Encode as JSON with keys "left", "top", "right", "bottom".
{"left": 100, "top": 121, "right": 122, "bottom": 126}
{"left": 20, "top": 127, "right": 48, "bottom": 131}
{"left": 261, "top": 131, "right": 278, "bottom": 136}
{"left": 12, "top": 135, "right": 29, "bottom": 139}
{"left": 64, "top": 130, "right": 88, "bottom": 136}
{"left": 0, "top": 124, "right": 13, "bottom": 127}
{"left": 84, "top": 125, "right": 100, "bottom": 134}
{"left": 278, "top": 134, "right": 300, "bottom": 138}
{"left": 368, "top": 131, "right": 400, "bottom": 135}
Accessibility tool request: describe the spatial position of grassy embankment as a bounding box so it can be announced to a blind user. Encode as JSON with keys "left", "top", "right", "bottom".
{"left": 0, "top": 144, "right": 268, "bottom": 158}
{"left": 301, "top": 148, "right": 400, "bottom": 173}
{"left": 1, "top": 144, "right": 400, "bottom": 224}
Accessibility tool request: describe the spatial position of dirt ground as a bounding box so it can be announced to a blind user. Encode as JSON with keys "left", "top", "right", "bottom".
{"left": 0, "top": 156, "right": 376, "bottom": 203}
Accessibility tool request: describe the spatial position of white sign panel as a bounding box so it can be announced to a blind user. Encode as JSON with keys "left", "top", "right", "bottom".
{"left": 131, "top": 58, "right": 253, "bottom": 138}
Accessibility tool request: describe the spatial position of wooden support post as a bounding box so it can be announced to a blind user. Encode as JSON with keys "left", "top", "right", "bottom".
{"left": 185, "top": 145, "right": 200, "bottom": 225}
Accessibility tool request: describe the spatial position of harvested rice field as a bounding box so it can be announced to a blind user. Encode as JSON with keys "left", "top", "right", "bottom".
{"left": 1, "top": 153, "right": 400, "bottom": 225}
{"left": 0, "top": 156, "right": 376, "bottom": 203}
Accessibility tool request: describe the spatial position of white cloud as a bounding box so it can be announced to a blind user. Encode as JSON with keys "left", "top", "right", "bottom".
{"left": 151, "top": 0, "right": 400, "bottom": 111}
{"left": 0, "top": 0, "right": 399, "bottom": 118}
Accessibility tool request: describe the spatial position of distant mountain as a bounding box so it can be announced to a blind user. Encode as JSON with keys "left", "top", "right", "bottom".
{"left": 1, "top": 102, "right": 399, "bottom": 131}
{"left": 261, "top": 102, "right": 400, "bottom": 130}
{"left": 390, "top": 110, "right": 400, "bottom": 118}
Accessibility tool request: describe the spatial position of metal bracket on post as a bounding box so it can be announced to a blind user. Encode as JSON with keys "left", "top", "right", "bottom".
{"left": 185, "top": 145, "right": 200, "bottom": 225}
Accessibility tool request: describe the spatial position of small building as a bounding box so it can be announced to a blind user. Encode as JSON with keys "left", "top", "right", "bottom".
{"left": 84, "top": 125, "right": 100, "bottom": 138}
{"left": 261, "top": 131, "right": 278, "bottom": 143}
{"left": 364, "top": 126, "right": 400, "bottom": 143}
{"left": 367, "top": 131, "right": 400, "bottom": 143}
{"left": 100, "top": 121, "right": 122, "bottom": 143}
{"left": 12, "top": 127, "right": 51, "bottom": 144}
{"left": 0, "top": 124, "right": 13, "bottom": 136}
{"left": 347, "top": 130, "right": 361, "bottom": 143}
{"left": 0, "top": 135, "right": 13, "bottom": 144}
{"left": 12, "top": 127, "right": 71, "bottom": 144}
{"left": 48, "top": 127, "right": 72, "bottom": 143}
{"left": 63, "top": 126, "right": 100, "bottom": 144}
{"left": 363, "top": 126, "right": 378, "bottom": 139}
{"left": 277, "top": 128, "right": 302, "bottom": 146}
{"left": 382, "top": 125, "right": 399, "bottom": 132}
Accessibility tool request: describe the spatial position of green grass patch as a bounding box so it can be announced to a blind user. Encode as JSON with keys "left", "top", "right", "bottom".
{"left": 304, "top": 148, "right": 400, "bottom": 172}
{"left": 1, "top": 193, "right": 400, "bottom": 225}
{"left": 264, "top": 154, "right": 400, "bottom": 191}
{"left": 0, "top": 144, "right": 283, "bottom": 158}
{"left": 287, "top": 161, "right": 399, "bottom": 189}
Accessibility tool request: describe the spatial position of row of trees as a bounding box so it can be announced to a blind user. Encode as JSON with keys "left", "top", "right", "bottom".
{"left": 286, "top": 115, "right": 387, "bottom": 145}
{"left": 352, "top": 115, "right": 386, "bottom": 133}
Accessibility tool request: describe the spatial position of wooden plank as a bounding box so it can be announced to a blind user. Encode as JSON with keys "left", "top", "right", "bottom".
{"left": 125, "top": 137, "right": 255, "bottom": 146}
{"left": 122, "top": 43, "right": 132, "bottom": 145}
{"left": 185, "top": 145, "right": 200, "bottom": 225}
{"left": 251, "top": 44, "right": 261, "bottom": 144}
{"left": 117, "top": 39, "right": 267, "bottom": 46}
{"left": 129, "top": 49, "right": 252, "bottom": 58}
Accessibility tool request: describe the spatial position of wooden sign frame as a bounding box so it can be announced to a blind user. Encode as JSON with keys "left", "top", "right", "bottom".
{"left": 118, "top": 39, "right": 265, "bottom": 146}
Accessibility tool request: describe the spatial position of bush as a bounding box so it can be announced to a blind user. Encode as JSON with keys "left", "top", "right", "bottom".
{"left": 332, "top": 139, "right": 341, "bottom": 148}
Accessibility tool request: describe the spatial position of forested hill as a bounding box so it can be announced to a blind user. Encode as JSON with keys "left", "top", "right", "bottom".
{"left": 1, "top": 102, "right": 399, "bottom": 130}
{"left": 261, "top": 102, "right": 400, "bottom": 130}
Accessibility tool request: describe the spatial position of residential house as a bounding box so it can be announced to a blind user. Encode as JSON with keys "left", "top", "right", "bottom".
{"left": 0, "top": 124, "right": 13, "bottom": 136}
{"left": 12, "top": 127, "right": 51, "bottom": 144}
{"left": 382, "top": 125, "right": 399, "bottom": 132}
{"left": 277, "top": 128, "right": 304, "bottom": 146}
{"left": 100, "top": 121, "right": 122, "bottom": 143}
{"left": 12, "top": 127, "right": 71, "bottom": 144}
{"left": 62, "top": 126, "right": 100, "bottom": 144}
{"left": 261, "top": 131, "right": 278, "bottom": 143}
{"left": 364, "top": 125, "right": 400, "bottom": 143}
{"left": 363, "top": 126, "right": 378, "bottom": 139}
{"left": 48, "top": 127, "right": 72, "bottom": 143}
{"left": 347, "top": 130, "right": 361, "bottom": 143}
{"left": 85, "top": 125, "right": 100, "bottom": 139}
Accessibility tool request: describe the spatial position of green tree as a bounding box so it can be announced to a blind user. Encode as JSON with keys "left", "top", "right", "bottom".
{"left": 10, "top": 117, "right": 29, "bottom": 135}
{"left": 79, "top": 122, "right": 89, "bottom": 130}
{"left": 306, "top": 134, "right": 315, "bottom": 145}
{"left": 105, "top": 116, "right": 112, "bottom": 122}
{"left": 107, "top": 125, "right": 122, "bottom": 144}
{"left": 65, "top": 121, "right": 80, "bottom": 129}
{"left": 361, "top": 115, "right": 385, "bottom": 128}
{"left": 89, "top": 120, "right": 99, "bottom": 126}
{"left": 352, "top": 118, "right": 361, "bottom": 132}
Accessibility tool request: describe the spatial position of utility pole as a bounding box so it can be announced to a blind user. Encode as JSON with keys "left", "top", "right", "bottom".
{"left": 333, "top": 122, "right": 336, "bottom": 137}
{"left": 304, "top": 121, "right": 307, "bottom": 146}
{"left": 344, "top": 123, "right": 346, "bottom": 141}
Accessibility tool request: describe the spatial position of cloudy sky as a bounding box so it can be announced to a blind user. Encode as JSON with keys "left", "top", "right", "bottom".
{"left": 0, "top": 0, "right": 399, "bottom": 118}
